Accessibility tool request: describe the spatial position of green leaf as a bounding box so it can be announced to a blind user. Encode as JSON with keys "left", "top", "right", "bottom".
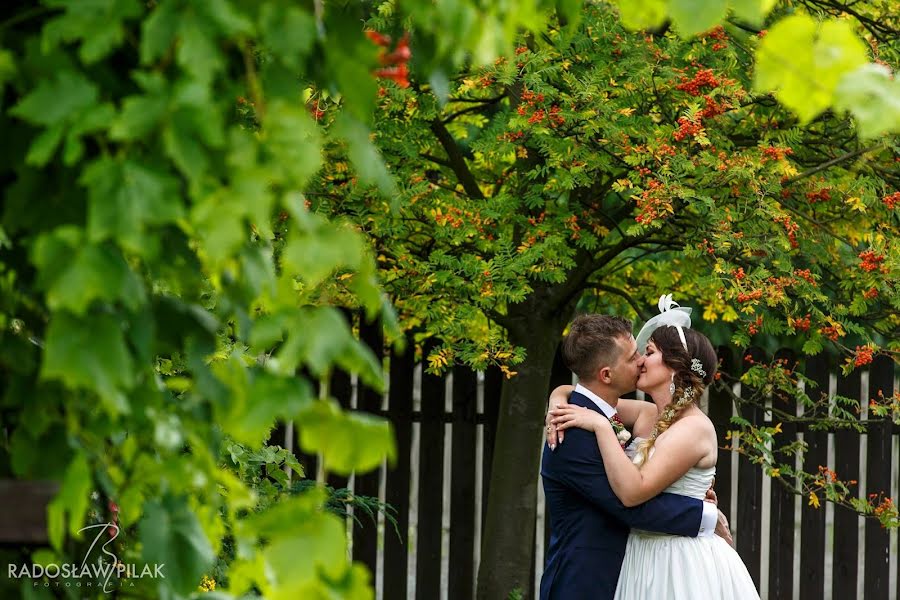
{"left": 262, "top": 101, "right": 323, "bottom": 186}
{"left": 25, "top": 123, "right": 65, "bottom": 166}
{"left": 10, "top": 70, "right": 97, "bottom": 126}
{"left": 220, "top": 371, "right": 315, "bottom": 447}
{"left": 282, "top": 221, "right": 364, "bottom": 289}
{"left": 834, "top": 64, "right": 900, "bottom": 138}
{"left": 668, "top": 0, "right": 729, "bottom": 37}
{"left": 730, "top": 0, "right": 777, "bottom": 26}
{"left": 616, "top": 0, "right": 667, "bottom": 31}
{"left": 333, "top": 114, "right": 398, "bottom": 198}
{"left": 46, "top": 453, "right": 91, "bottom": 551}
{"left": 140, "top": 495, "right": 215, "bottom": 595}
{"left": 42, "top": 0, "right": 143, "bottom": 63}
{"left": 259, "top": 4, "right": 315, "bottom": 68}
{"left": 755, "top": 15, "right": 868, "bottom": 123}
{"left": 244, "top": 489, "right": 353, "bottom": 596}
{"left": 41, "top": 312, "right": 134, "bottom": 415}
{"left": 177, "top": 13, "right": 224, "bottom": 84}
{"left": 32, "top": 227, "right": 146, "bottom": 314}
{"left": 298, "top": 400, "right": 395, "bottom": 476}
{"left": 110, "top": 94, "right": 169, "bottom": 141}
{"left": 80, "top": 157, "right": 183, "bottom": 250}
{"left": 140, "top": 0, "right": 179, "bottom": 64}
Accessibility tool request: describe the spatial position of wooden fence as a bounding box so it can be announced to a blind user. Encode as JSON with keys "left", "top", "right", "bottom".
{"left": 290, "top": 322, "right": 899, "bottom": 600}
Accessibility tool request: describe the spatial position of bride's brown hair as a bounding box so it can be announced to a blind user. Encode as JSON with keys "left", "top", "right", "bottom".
{"left": 636, "top": 326, "right": 718, "bottom": 464}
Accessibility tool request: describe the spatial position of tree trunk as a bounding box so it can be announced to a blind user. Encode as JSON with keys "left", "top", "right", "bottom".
{"left": 476, "top": 304, "right": 571, "bottom": 600}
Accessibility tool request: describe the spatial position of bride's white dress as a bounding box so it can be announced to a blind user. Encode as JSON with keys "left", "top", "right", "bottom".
{"left": 614, "top": 443, "right": 760, "bottom": 600}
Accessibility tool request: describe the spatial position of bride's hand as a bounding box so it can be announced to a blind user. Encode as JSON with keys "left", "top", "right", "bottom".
{"left": 550, "top": 405, "right": 610, "bottom": 434}
{"left": 546, "top": 385, "right": 574, "bottom": 450}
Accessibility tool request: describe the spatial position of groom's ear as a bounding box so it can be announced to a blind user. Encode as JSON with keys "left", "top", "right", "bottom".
{"left": 598, "top": 366, "right": 612, "bottom": 384}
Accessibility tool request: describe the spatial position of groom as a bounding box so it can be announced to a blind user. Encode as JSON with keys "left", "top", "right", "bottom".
{"left": 539, "top": 314, "right": 726, "bottom": 600}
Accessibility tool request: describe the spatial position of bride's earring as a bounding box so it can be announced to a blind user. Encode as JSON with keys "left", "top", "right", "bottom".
{"left": 669, "top": 375, "right": 676, "bottom": 396}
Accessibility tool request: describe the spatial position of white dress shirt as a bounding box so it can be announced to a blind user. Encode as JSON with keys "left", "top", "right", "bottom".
{"left": 573, "top": 384, "right": 718, "bottom": 537}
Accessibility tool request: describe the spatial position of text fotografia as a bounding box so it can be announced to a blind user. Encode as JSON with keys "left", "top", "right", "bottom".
{"left": 6, "top": 523, "right": 165, "bottom": 593}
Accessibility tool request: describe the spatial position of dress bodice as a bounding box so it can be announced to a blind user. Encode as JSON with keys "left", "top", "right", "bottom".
{"left": 630, "top": 438, "right": 716, "bottom": 500}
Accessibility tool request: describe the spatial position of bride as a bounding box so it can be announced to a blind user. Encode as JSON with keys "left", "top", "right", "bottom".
{"left": 546, "top": 311, "right": 759, "bottom": 599}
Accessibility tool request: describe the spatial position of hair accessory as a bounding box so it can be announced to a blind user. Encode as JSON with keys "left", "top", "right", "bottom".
{"left": 634, "top": 294, "right": 693, "bottom": 353}
{"left": 690, "top": 358, "right": 707, "bottom": 378}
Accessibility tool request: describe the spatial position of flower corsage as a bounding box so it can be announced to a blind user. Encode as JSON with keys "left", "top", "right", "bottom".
{"left": 610, "top": 413, "right": 632, "bottom": 449}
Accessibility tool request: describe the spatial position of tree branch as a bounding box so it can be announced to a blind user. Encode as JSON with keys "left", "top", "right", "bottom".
{"left": 782, "top": 144, "right": 882, "bottom": 187}
{"left": 429, "top": 118, "right": 485, "bottom": 200}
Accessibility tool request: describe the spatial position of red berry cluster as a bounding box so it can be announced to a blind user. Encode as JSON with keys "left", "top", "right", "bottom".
{"left": 854, "top": 345, "right": 875, "bottom": 367}
{"left": 732, "top": 267, "right": 746, "bottom": 280}
{"left": 761, "top": 145, "right": 794, "bottom": 162}
{"left": 794, "top": 268, "right": 816, "bottom": 284}
{"left": 748, "top": 315, "right": 763, "bottom": 335}
{"left": 704, "top": 26, "right": 729, "bottom": 51}
{"left": 773, "top": 215, "right": 799, "bottom": 248}
{"left": 820, "top": 325, "right": 843, "bottom": 341}
{"left": 737, "top": 289, "right": 763, "bottom": 302}
{"left": 367, "top": 31, "right": 411, "bottom": 88}
{"left": 515, "top": 46, "right": 529, "bottom": 55}
{"left": 634, "top": 180, "right": 670, "bottom": 224}
{"left": 675, "top": 69, "right": 720, "bottom": 96}
{"left": 673, "top": 116, "right": 703, "bottom": 141}
{"left": 789, "top": 314, "right": 811, "bottom": 332}
{"left": 858, "top": 249, "right": 885, "bottom": 272}
{"left": 499, "top": 130, "right": 525, "bottom": 142}
{"left": 806, "top": 188, "right": 832, "bottom": 203}
{"left": 699, "top": 95, "right": 728, "bottom": 119}
{"left": 883, "top": 191, "right": 899, "bottom": 209}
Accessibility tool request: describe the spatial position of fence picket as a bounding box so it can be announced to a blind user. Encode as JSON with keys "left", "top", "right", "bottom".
{"left": 708, "top": 346, "right": 735, "bottom": 524}
{"left": 769, "top": 349, "right": 798, "bottom": 599}
{"left": 866, "top": 355, "right": 895, "bottom": 599}
{"left": 800, "top": 352, "right": 829, "bottom": 600}
{"left": 833, "top": 366, "right": 863, "bottom": 599}
{"left": 449, "top": 366, "right": 478, "bottom": 599}
{"left": 383, "top": 349, "right": 415, "bottom": 599}
{"left": 352, "top": 320, "right": 383, "bottom": 583}
{"left": 737, "top": 347, "right": 766, "bottom": 589}
{"left": 415, "top": 349, "right": 445, "bottom": 600}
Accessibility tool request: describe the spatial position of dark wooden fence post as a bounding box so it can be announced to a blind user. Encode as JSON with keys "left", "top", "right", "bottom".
{"left": 383, "top": 345, "right": 415, "bottom": 599}
{"left": 449, "top": 366, "right": 478, "bottom": 599}
{"left": 416, "top": 344, "right": 445, "bottom": 600}
{"left": 799, "top": 352, "right": 829, "bottom": 600}
{"left": 708, "top": 345, "right": 735, "bottom": 523}
{"left": 481, "top": 367, "right": 503, "bottom": 537}
{"left": 352, "top": 319, "right": 383, "bottom": 584}
{"left": 737, "top": 346, "right": 766, "bottom": 589}
{"left": 768, "top": 348, "right": 798, "bottom": 599}
{"left": 832, "top": 362, "right": 862, "bottom": 599}
{"left": 865, "top": 354, "right": 894, "bottom": 600}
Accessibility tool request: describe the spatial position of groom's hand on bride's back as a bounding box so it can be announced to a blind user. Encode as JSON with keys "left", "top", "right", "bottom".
{"left": 715, "top": 509, "right": 734, "bottom": 547}
{"left": 704, "top": 478, "right": 717, "bottom": 506}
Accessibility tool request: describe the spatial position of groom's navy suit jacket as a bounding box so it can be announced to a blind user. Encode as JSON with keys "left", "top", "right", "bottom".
{"left": 539, "top": 391, "right": 705, "bottom": 600}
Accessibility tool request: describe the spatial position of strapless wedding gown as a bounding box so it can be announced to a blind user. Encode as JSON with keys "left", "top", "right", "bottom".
{"left": 614, "top": 445, "right": 760, "bottom": 600}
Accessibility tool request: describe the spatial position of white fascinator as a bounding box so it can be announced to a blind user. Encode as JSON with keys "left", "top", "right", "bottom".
{"left": 634, "top": 294, "right": 692, "bottom": 353}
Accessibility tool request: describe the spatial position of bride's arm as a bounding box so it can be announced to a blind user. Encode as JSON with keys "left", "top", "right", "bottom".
{"left": 613, "top": 399, "right": 657, "bottom": 438}
{"left": 545, "top": 385, "right": 575, "bottom": 448}
{"left": 550, "top": 409, "right": 710, "bottom": 507}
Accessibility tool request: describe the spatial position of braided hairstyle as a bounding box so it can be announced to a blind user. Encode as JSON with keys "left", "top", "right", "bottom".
{"left": 635, "top": 326, "right": 718, "bottom": 465}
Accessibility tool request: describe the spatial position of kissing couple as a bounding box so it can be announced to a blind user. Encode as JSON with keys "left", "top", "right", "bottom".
{"left": 539, "top": 295, "right": 760, "bottom": 600}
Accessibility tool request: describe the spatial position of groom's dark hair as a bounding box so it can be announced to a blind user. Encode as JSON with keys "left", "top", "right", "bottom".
{"left": 562, "top": 314, "right": 633, "bottom": 381}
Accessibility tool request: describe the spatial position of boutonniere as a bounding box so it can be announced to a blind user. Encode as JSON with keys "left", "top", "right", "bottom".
{"left": 610, "top": 413, "right": 632, "bottom": 448}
